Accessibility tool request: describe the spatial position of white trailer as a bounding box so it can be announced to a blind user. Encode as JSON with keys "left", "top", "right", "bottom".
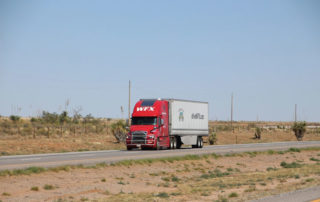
{"left": 167, "top": 99, "right": 209, "bottom": 148}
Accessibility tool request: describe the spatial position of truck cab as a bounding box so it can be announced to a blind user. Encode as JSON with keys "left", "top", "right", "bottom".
{"left": 126, "top": 99, "right": 170, "bottom": 150}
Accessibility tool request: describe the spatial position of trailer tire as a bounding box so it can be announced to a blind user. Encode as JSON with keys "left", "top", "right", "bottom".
{"left": 176, "top": 136, "right": 182, "bottom": 149}
{"left": 127, "top": 147, "right": 132, "bottom": 151}
{"left": 192, "top": 137, "right": 203, "bottom": 148}
{"left": 198, "top": 137, "right": 203, "bottom": 148}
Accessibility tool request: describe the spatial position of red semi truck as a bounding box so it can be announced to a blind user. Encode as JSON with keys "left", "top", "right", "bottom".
{"left": 126, "top": 99, "right": 209, "bottom": 150}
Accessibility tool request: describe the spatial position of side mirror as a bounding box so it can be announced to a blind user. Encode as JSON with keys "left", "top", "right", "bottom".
{"left": 125, "top": 126, "right": 129, "bottom": 130}
{"left": 160, "top": 119, "right": 164, "bottom": 126}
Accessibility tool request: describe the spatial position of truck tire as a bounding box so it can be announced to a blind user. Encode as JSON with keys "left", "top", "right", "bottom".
{"left": 192, "top": 137, "right": 203, "bottom": 148}
{"left": 198, "top": 136, "right": 203, "bottom": 148}
{"left": 127, "top": 147, "right": 132, "bottom": 151}
{"left": 156, "top": 138, "right": 161, "bottom": 150}
{"left": 176, "top": 136, "right": 182, "bottom": 149}
{"left": 170, "top": 136, "right": 176, "bottom": 149}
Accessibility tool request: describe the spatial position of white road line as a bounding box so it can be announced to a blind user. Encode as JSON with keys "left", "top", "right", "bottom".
{"left": 77, "top": 154, "right": 94, "bottom": 157}
{"left": 20, "top": 157, "right": 41, "bottom": 161}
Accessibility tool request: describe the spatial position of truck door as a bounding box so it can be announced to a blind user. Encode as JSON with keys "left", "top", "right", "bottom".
{"left": 159, "top": 116, "right": 165, "bottom": 145}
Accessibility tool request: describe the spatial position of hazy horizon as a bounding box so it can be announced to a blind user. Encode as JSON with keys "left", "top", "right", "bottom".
{"left": 1, "top": 1, "right": 319, "bottom": 122}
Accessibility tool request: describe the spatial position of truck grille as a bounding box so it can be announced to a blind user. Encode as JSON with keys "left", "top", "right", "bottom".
{"left": 132, "top": 131, "right": 147, "bottom": 144}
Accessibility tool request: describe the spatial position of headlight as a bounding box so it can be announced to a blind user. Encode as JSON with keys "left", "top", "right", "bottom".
{"left": 148, "top": 135, "right": 155, "bottom": 139}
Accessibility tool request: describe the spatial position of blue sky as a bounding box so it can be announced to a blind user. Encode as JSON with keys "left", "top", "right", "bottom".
{"left": 1, "top": 0, "right": 319, "bottom": 121}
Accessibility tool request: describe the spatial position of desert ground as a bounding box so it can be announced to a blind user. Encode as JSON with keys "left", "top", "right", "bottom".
{"left": 0, "top": 148, "right": 319, "bottom": 201}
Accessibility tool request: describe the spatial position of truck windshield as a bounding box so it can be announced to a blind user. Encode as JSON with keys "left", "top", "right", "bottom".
{"left": 132, "top": 117, "right": 157, "bottom": 125}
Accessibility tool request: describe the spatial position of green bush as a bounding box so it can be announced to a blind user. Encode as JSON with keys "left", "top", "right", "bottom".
{"left": 208, "top": 129, "right": 217, "bottom": 145}
{"left": 9, "top": 115, "right": 20, "bottom": 122}
{"left": 43, "top": 184, "right": 54, "bottom": 190}
{"left": 254, "top": 127, "right": 262, "bottom": 139}
{"left": 156, "top": 192, "right": 169, "bottom": 198}
{"left": 111, "top": 120, "right": 128, "bottom": 143}
{"left": 280, "top": 161, "right": 303, "bottom": 168}
{"left": 292, "top": 122, "right": 306, "bottom": 141}
{"left": 229, "top": 192, "right": 238, "bottom": 198}
{"left": 31, "top": 186, "right": 39, "bottom": 191}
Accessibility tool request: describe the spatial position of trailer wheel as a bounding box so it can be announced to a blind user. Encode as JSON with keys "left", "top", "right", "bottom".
{"left": 192, "top": 137, "right": 203, "bottom": 148}
{"left": 176, "top": 136, "right": 182, "bottom": 149}
{"left": 127, "top": 146, "right": 132, "bottom": 151}
{"left": 198, "top": 137, "right": 203, "bottom": 148}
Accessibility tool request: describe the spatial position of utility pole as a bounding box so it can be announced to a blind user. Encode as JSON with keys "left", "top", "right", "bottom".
{"left": 231, "top": 93, "right": 234, "bottom": 133}
{"left": 294, "top": 104, "right": 297, "bottom": 122}
{"left": 128, "top": 80, "right": 131, "bottom": 126}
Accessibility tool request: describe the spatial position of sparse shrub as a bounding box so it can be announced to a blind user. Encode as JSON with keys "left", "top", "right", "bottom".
{"left": 208, "top": 128, "right": 217, "bottom": 145}
{"left": 43, "top": 184, "right": 54, "bottom": 190}
{"left": 156, "top": 192, "right": 169, "bottom": 198}
{"left": 310, "top": 157, "right": 320, "bottom": 162}
{"left": 292, "top": 122, "right": 306, "bottom": 141}
{"left": 229, "top": 192, "right": 238, "bottom": 198}
{"left": 31, "top": 186, "right": 39, "bottom": 191}
{"left": 161, "top": 177, "right": 170, "bottom": 182}
{"left": 288, "top": 148, "right": 301, "bottom": 152}
{"left": 118, "top": 181, "right": 125, "bottom": 185}
{"left": 266, "top": 167, "right": 277, "bottom": 171}
{"left": 227, "top": 168, "right": 233, "bottom": 172}
{"left": 267, "top": 150, "right": 275, "bottom": 155}
{"left": 171, "top": 175, "right": 179, "bottom": 182}
{"left": 306, "top": 178, "right": 314, "bottom": 182}
{"left": 201, "top": 192, "right": 210, "bottom": 196}
{"left": 280, "top": 161, "right": 303, "bottom": 168}
{"left": 254, "top": 127, "right": 261, "bottom": 139}
{"left": 2, "top": 192, "right": 10, "bottom": 196}
{"left": 101, "top": 178, "right": 106, "bottom": 182}
{"left": 111, "top": 120, "right": 128, "bottom": 143}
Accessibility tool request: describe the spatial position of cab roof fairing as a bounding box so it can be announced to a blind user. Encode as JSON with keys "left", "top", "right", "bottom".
{"left": 132, "top": 100, "right": 166, "bottom": 117}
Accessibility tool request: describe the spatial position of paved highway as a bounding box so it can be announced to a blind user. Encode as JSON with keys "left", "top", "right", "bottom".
{"left": 1, "top": 141, "right": 320, "bottom": 170}
{"left": 252, "top": 186, "right": 320, "bottom": 202}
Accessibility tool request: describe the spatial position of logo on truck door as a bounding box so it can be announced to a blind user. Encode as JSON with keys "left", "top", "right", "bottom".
{"left": 178, "top": 108, "right": 184, "bottom": 122}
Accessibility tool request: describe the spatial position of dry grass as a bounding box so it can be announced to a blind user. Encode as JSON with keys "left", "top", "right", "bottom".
{"left": 0, "top": 119, "right": 320, "bottom": 156}
{"left": 0, "top": 148, "right": 320, "bottom": 201}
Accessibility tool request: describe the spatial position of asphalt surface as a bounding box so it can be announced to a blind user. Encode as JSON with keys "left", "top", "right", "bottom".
{"left": 1, "top": 141, "right": 320, "bottom": 170}
{"left": 251, "top": 186, "right": 320, "bottom": 202}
